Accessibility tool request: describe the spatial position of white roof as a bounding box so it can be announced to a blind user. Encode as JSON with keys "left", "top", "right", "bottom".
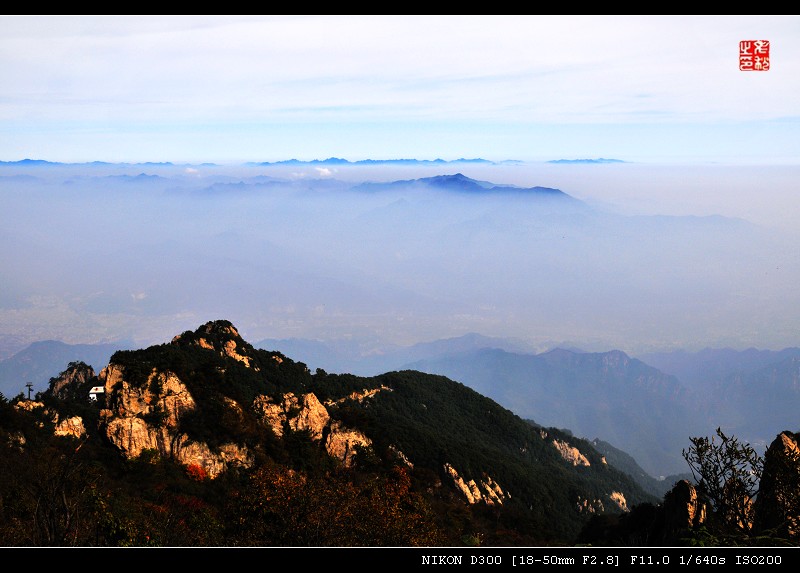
{"left": 89, "top": 386, "right": 105, "bottom": 393}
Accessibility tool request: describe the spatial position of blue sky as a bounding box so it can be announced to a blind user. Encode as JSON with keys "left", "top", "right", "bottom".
{"left": 1, "top": 15, "right": 799, "bottom": 164}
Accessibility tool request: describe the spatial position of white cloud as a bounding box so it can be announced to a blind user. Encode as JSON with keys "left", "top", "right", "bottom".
{"left": 1, "top": 15, "right": 798, "bottom": 162}
{"left": 3, "top": 15, "right": 798, "bottom": 124}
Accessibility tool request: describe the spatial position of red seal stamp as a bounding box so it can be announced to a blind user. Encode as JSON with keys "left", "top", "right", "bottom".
{"left": 739, "top": 40, "right": 770, "bottom": 71}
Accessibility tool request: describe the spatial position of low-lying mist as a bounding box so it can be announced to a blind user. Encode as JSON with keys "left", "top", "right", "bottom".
{"left": 1, "top": 160, "right": 798, "bottom": 358}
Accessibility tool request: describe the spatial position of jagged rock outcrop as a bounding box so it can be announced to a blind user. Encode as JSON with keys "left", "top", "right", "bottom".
{"left": 53, "top": 415, "right": 86, "bottom": 439}
{"left": 324, "top": 420, "right": 372, "bottom": 467}
{"left": 14, "top": 399, "right": 44, "bottom": 413}
{"left": 553, "top": 438, "right": 591, "bottom": 466}
{"left": 754, "top": 431, "right": 800, "bottom": 539}
{"left": 577, "top": 492, "right": 627, "bottom": 514}
{"left": 288, "top": 393, "right": 330, "bottom": 439}
{"left": 252, "top": 391, "right": 372, "bottom": 467}
{"left": 324, "top": 385, "right": 392, "bottom": 407}
{"left": 48, "top": 361, "right": 96, "bottom": 401}
{"left": 443, "top": 463, "right": 508, "bottom": 506}
{"left": 14, "top": 399, "right": 87, "bottom": 439}
{"left": 74, "top": 321, "right": 374, "bottom": 477}
{"left": 662, "top": 479, "right": 708, "bottom": 536}
{"left": 101, "top": 365, "right": 196, "bottom": 427}
{"left": 252, "top": 395, "right": 285, "bottom": 437}
{"left": 171, "top": 320, "right": 261, "bottom": 370}
{"left": 253, "top": 392, "right": 329, "bottom": 439}
{"left": 538, "top": 429, "right": 593, "bottom": 467}
{"left": 576, "top": 497, "right": 605, "bottom": 514}
{"left": 98, "top": 363, "right": 252, "bottom": 479}
{"left": 609, "top": 491, "right": 628, "bottom": 512}
{"left": 389, "top": 445, "right": 414, "bottom": 468}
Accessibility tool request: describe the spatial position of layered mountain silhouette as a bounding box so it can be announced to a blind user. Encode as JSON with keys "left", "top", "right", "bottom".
{"left": 405, "top": 347, "right": 702, "bottom": 477}
{"left": 249, "top": 337, "right": 800, "bottom": 480}
{"left": 1, "top": 320, "right": 657, "bottom": 546}
{"left": 352, "top": 173, "right": 578, "bottom": 199}
{"left": 547, "top": 158, "right": 626, "bottom": 164}
{"left": 3, "top": 320, "right": 799, "bottom": 547}
{"left": 254, "top": 332, "right": 533, "bottom": 377}
{"left": 640, "top": 347, "right": 800, "bottom": 448}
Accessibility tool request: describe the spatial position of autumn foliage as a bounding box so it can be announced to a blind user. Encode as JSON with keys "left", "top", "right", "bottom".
{"left": 185, "top": 464, "right": 209, "bottom": 482}
{"left": 226, "top": 463, "right": 445, "bottom": 546}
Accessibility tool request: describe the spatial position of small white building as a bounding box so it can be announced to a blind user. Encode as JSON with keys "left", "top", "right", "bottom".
{"left": 89, "top": 386, "right": 106, "bottom": 401}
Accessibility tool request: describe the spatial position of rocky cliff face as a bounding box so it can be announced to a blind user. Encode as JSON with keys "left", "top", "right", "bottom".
{"left": 754, "top": 431, "right": 800, "bottom": 539}
{"left": 172, "top": 321, "right": 260, "bottom": 370}
{"left": 552, "top": 438, "right": 591, "bottom": 467}
{"left": 576, "top": 491, "right": 629, "bottom": 515}
{"left": 98, "top": 363, "right": 253, "bottom": 479}
{"left": 254, "top": 392, "right": 330, "bottom": 439}
{"left": 48, "top": 361, "right": 95, "bottom": 400}
{"left": 662, "top": 479, "right": 708, "bottom": 535}
{"left": 14, "top": 399, "right": 87, "bottom": 439}
{"left": 252, "top": 391, "right": 373, "bottom": 467}
{"left": 609, "top": 491, "right": 628, "bottom": 512}
{"left": 539, "top": 428, "right": 596, "bottom": 467}
{"left": 37, "top": 320, "right": 378, "bottom": 479}
{"left": 444, "top": 463, "right": 508, "bottom": 506}
{"left": 54, "top": 415, "right": 86, "bottom": 439}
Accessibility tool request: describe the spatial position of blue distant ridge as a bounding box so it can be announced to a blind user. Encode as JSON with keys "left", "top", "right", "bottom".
{"left": 547, "top": 158, "right": 627, "bottom": 164}
{"left": 0, "top": 158, "right": 61, "bottom": 165}
{"left": 1, "top": 158, "right": 519, "bottom": 167}
{"left": 353, "top": 172, "right": 576, "bottom": 199}
{"left": 0, "top": 159, "right": 178, "bottom": 166}
{"left": 245, "top": 157, "right": 498, "bottom": 166}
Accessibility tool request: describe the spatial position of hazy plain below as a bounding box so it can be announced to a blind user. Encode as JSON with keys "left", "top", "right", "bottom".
{"left": 1, "top": 159, "right": 798, "bottom": 361}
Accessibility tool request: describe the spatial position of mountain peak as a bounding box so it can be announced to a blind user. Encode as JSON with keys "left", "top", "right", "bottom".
{"left": 172, "top": 319, "right": 242, "bottom": 342}
{"left": 171, "top": 320, "right": 256, "bottom": 368}
{"left": 350, "top": 173, "right": 576, "bottom": 200}
{"left": 199, "top": 319, "right": 241, "bottom": 339}
{"left": 422, "top": 173, "right": 486, "bottom": 190}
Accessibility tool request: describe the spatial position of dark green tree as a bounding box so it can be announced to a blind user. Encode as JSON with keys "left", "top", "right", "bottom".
{"left": 683, "top": 427, "right": 762, "bottom": 535}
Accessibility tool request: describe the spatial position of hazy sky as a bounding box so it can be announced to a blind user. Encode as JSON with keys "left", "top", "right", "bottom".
{"left": 1, "top": 15, "right": 799, "bottom": 164}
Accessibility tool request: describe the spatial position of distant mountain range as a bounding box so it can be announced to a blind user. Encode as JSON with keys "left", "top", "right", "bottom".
{"left": 255, "top": 332, "right": 534, "bottom": 377}
{"left": 638, "top": 347, "right": 800, "bottom": 445}
{"left": 0, "top": 158, "right": 524, "bottom": 168}
{"left": 0, "top": 159, "right": 180, "bottom": 166}
{"left": 255, "top": 336, "right": 800, "bottom": 478}
{"left": 639, "top": 347, "right": 800, "bottom": 392}
{"left": 404, "top": 347, "right": 701, "bottom": 477}
{"left": 0, "top": 340, "right": 135, "bottom": 398}
{"left": 1, "top": 158, "right": 626, "bottom": 167}
{"left": 547, "top": 158, "right": 627, "bottom": 164}
{"left": 245, "top": 157, "right": 514, "bottom": 166}
{"left": 352, "top": 173, "right": 578, "bottom": 198}
{"left": 589, "top": 438, "right": 692, "bottom": 498}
